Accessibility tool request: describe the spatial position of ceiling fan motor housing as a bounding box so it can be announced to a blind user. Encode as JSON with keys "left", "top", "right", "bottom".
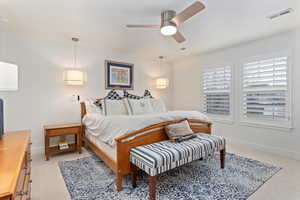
{"left": 161, "top": 10, "right": 177, "bottom": 27}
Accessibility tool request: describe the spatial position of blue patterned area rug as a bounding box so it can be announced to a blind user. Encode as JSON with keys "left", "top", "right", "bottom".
{"left": 58, "top": 153, "right": 281, "bottom": 200}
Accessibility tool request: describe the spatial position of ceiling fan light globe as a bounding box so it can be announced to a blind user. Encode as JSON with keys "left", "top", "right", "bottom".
{"left": 160, "top": 25, "right": 177, "bottom": 36}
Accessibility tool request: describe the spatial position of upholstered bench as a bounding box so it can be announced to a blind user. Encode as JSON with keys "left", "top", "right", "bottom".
{"left": 130, "top": 133, "right": 226, "bottom": 200}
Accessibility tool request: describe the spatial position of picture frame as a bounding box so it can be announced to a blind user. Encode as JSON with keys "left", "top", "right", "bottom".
{"left": 105, "top": 60, "right": 134, "bottom": 90}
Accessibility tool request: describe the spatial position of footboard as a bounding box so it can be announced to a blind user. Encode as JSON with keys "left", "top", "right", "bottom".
{"left": 114, "top": 118, "right": 212, "bottom": 180}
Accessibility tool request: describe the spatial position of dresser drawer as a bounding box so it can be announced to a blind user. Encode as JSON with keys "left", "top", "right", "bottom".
{"left": 47, "top": 127, "right": 81, "bottom": 137}
{"left": 24, "top": 140, "right": 32, "bottom": 200}
{"left": 0, "top": 130, "right": 31, "bottom": 200}
{"left": 14, "top": 140, "right": 32, "bottom": 200}
{"left": 26, "top": 143, "right": 32, "bottom": 166}
{"left": 21, "top": 174, "right": 31, "bottom": 200}
{"left": 14, "top": 158, "right": 27, "bottom": 200}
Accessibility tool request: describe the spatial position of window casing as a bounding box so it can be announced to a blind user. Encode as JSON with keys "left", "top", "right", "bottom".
{"left": 203, "top": 66, "right": 232, "bottom": 121}
{"left": 241, "top": 55, "right": 292, "bottom": 129}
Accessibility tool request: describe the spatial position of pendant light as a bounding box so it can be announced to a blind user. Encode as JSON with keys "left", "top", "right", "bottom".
{"left": 0, "top": 62, "right": 18, "bottom": 91}
{"left": 156, "top": 56, "right": 169, "bottom": 89}
{"left": 0, "top": 18, "right": 18, "bottom": 91}
{"left": 64, "top": 38, "right": 84, "bottom": 85}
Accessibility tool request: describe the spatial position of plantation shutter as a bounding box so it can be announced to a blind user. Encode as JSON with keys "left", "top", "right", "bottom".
{"left": 203, "top": 66, "right": 231, "bottom": 116}
{"left": 242, "top": 56, "right": 289, "bottom": 121}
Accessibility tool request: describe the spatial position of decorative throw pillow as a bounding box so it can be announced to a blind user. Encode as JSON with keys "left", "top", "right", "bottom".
{"left": 106, "top": 89, "right": 122, "bottom": 100}
{"left": 93, "top": 90, "right": 122, "bottom": 110}
{"left": 123, "top": 90, "right": 142, "bottom": 100}
{"left": 165, "top": 120, "right": 194, "bottom": 140}
{"left": 127, "top": 98, "right": 154, "bottom": 115}
{"left": 150, "top": 99, "right": 167, "bottom": 113}
{"left": 103, "top": 99, "right": 128, "bottom": 116}
{"left": 123, "top": 89, "right": 154, "bottom": 99}
{"left": 86, "top": 99, "right": 102, "bottom": 114}
{"left": 94, "top": 99, "right": 103, "bottom": 110}
{"left": 143, "top": 89, "right": 153, "bottom": 98}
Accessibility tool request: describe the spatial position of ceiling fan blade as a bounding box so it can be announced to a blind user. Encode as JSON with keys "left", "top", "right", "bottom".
{"left": 126, "top": 25, "right": 160, "bottom": 28}
{"left": 171, "top": 1, "right": 205, "bottom": 25}
{"left": 172, "top": 31, "right": 186, "bottom": 43}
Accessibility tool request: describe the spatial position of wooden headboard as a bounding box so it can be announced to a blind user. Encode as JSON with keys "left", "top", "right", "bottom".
{"left": 80, "top": 102, "right": 87, "bottom": 120}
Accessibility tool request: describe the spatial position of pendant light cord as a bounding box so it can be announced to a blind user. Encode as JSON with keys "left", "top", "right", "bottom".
{"left": 159, "top": 58, "right": 161, "bottom": 75}
{"left": 73, "top": 40, "right": 77, "bottom": 68}
{"left": 72, "top": 37, "right": 79, "bottom": 69}
{"left": 159, "top": 56, "right": 164, "bottom": 76}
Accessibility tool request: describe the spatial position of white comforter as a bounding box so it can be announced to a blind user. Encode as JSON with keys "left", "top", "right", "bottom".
{"left": 83, "top": 111, "right": 209, "bottom": 147}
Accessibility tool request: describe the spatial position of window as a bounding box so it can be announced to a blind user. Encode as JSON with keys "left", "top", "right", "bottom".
{"left": 241, "top": 55, "right": 291, "bottom": 128}
{"left": 203, "top": 66, "right": 232, "bottom": 119}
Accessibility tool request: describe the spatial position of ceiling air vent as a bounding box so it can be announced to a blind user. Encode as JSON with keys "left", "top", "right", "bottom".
{"left": 267, "top": 8, "right": 294, "bottom": 20}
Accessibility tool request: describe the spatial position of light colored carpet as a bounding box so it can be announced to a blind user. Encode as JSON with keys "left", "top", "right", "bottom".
{"left": 30, "top": 144, "right": 300, "bottom": 200}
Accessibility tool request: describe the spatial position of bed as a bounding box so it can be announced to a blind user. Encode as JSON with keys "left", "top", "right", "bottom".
{"left": 80, "top": 99, "right": 212, "bottom": 191}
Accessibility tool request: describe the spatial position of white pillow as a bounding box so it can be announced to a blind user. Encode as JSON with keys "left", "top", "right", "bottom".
{"left": 149, "top": 99, "right": 167, "bottom": 113}
{"left": 85, "top": 99, "right": 102, "bottom": 114}
{"left": 103, "top": 99, "right": 128, "bottom": 116}
{"left": 127, "top": 98, "right": 154, "bottom": 115}
{"left": 123, "top": 98, "right": 133, "bottom": 115}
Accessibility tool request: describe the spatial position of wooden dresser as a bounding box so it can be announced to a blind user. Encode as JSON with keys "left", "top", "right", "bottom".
{"left": 0, "top": 130, "right": 32, "bottom": 200}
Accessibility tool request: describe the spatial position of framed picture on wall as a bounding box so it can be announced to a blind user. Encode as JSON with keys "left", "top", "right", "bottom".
{"left": 105, "top": 60, "right": 134, "bottom": 90}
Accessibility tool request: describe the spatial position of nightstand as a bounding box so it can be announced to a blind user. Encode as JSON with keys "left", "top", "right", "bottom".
{"left": 44, "top": 123, "right": 82, "bottom": 161}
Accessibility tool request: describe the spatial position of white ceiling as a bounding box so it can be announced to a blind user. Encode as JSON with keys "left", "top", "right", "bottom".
{"left": 0, "top": 0, "right": 299, "bottom": 61}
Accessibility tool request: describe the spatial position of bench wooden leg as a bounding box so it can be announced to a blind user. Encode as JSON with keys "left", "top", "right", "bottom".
{"left": 131, "top": 164, "right": 137, "bottom": 188}
{"left": 149, "top": 175, "right": 157, "bottom": 200}
{"left": 116, "top": 172, "right": 123, "bottom": 192}
{"left": 220, "top": 149, "right": 226, "bottom": 169}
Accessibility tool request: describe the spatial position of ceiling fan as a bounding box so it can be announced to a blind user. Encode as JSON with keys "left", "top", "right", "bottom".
{"left": 126, "top": 1, "right": 205, "bottom": 43}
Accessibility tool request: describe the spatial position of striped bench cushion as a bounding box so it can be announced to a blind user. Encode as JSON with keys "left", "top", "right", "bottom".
{"left": 130, "top": 133, "right": 226, "bottom": 176}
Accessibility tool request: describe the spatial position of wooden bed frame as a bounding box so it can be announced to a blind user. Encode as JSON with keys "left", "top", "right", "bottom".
{"left": 80, "top": 101, "right": 212, "bottom": 191}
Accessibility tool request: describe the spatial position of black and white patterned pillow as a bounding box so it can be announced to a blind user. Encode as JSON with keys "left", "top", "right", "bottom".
{"left": 106, "top": 90, "right": 122, "bottom": 100}
{"left": 124, "top": 89, "right": 154, "bottom": 99}
{"left": 93, "top": 90, "right": 122, "bottom": 110}
{"left": 93, "top": 99, "right": 103, "bottom": 109}
{"left": 123, "top": 90, "right": 142, "bottom": 100}
{"left": 143, "top": 90, "right": 153, "bottom": 98}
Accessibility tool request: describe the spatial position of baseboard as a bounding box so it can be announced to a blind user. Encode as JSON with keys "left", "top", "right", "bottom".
{"left": 227, "top": 137, "right": 300, "bottom": 161}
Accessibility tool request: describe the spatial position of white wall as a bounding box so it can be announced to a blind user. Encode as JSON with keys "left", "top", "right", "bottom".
{"left": 172, "top": 29, "right": 300, "bottom": 160}
{"left": 0, "top": 32, "right": 173, "bottom": 153}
